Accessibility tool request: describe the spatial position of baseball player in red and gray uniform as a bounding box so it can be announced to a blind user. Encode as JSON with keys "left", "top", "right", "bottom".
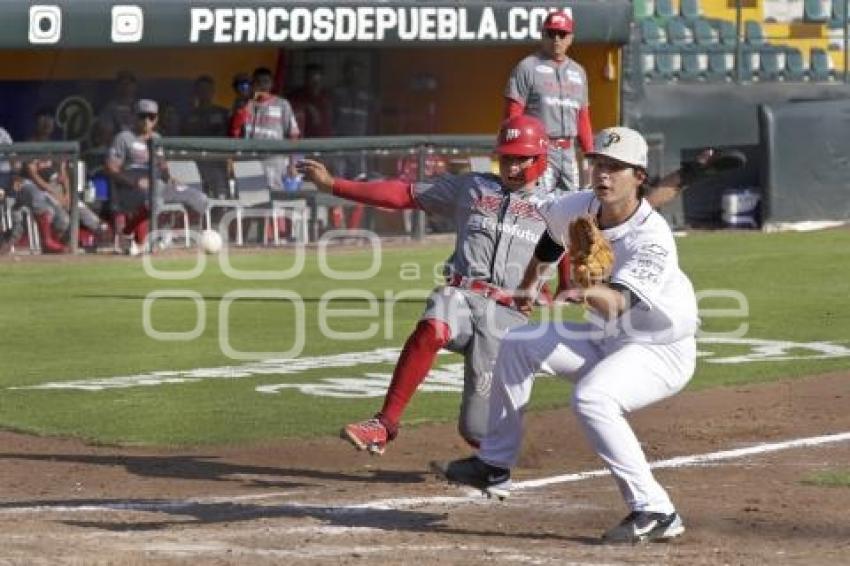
{"left": 504, "top": 10, "right": 594, "bottom": 193}
{"left": 229, "top": 67, "right": 300, "bottom": 191}
{"left": 299, "top": 115, "right": 555, "bottom": 455}
{"left": 299, "top": 116, "right": 697, "bottom": 456}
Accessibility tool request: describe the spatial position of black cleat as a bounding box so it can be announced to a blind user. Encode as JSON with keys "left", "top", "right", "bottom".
{"left": 430, "top": 456, "right": 512, "bottom": 500}
{"left": 601, "top": 511, "right": 685, "bottom": 544}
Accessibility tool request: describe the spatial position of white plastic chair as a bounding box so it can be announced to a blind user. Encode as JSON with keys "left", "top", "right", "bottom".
{"left": 18, "top": 205, "right": 41, "bottom": 253}
{"left": 269, "top": 199, "right": 309, "bottom": 244}
{"left": 166, "top": 160, "right": 204, "bottom": 192}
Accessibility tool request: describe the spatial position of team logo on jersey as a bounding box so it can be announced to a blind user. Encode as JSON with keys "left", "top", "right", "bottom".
{"left": 535, "top": 64, "right": 555, "bottom": 74}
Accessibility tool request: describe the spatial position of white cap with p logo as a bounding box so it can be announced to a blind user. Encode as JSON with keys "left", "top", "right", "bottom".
{"left": 586, "top": 127, "right": 649, "bottom": 169}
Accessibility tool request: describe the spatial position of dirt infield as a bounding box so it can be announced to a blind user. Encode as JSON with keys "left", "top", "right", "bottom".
{"left": 1, "top": 371, "right": 848, "bottom": 565}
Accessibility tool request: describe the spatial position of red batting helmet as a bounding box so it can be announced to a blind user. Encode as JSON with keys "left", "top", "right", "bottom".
{"left": 543, "top": 11, "right": 573, "bottom": 33}
{"left": 495, "top": 115, "right": 549, "bottom": 185}
{"left": 496, "top": 115, "right": 548, "bottom": 157}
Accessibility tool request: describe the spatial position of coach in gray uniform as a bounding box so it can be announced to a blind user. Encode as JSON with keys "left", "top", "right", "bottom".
{"left": 106, "top": 99, "right": 209, "bottom": 250}
{"left": 504, "top": 10, "right": 594, "bottom": 193}
{"left": 299, "top": 115, "right": 555, "bottom": 456}
{"left": 229, "top": 67, "right": 300, "bottom": 191}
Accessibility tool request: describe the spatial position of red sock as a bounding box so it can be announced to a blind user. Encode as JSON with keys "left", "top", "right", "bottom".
{"left": 330, "top": 206, "right": 345, "bottom": 229}
{"left": 123, "top": 207, "right": 150, "bottom": 244}
{"left": 347, "top": 204, "right": 365, "bottom": 230}
{"left": 378, "top": 319, "right": 452, "bottom": 438}
{"left": 134, "top": 219, "right": 149, "bottom": 244}
{"left": 78, "top": 226, "right": 94, "bottom": 247}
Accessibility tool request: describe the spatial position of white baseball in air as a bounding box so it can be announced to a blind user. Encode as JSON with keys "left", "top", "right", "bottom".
{"left": 200, "top": 229, "right": 223, "bottom": 254}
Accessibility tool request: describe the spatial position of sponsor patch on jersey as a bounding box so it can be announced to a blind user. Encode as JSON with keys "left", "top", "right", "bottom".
{"left": 535, "top": 64, "right": 555, "bottom": 74}
{"left": 543, "top": 96, "right": 581, "bottom": 109}
{"left": 482, "top": 217, "right": 540, "bottom": 243}
{"left": 268, "top": 106, "right": 282, "bottom": 118}
{"left": 566, "top": 69, "right": 584, "bottom": 84}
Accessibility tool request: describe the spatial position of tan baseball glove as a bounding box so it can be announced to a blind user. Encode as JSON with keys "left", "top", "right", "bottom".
{"left": 567, "top": 215, "right": 614, "bottom": 289}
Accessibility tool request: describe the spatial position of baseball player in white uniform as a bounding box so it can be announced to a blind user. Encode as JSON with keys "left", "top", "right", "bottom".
{"left": 434, "top": 127, "right": 699, "bottom": 544}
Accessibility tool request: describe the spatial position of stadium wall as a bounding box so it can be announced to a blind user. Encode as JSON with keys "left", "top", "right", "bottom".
{"left": 760, "top": 97, "right": 850, "bottom": 226}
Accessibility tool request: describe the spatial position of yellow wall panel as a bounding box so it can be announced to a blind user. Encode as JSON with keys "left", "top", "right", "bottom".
{"left": 378, "top": 43, "right": 621, "bottom": 135}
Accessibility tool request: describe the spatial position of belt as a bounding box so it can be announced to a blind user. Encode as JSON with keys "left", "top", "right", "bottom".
{"left": 447, "top": 274, "right": 516, "bottom": 309}
{"left": 550, "top": 137, "right": 573, "bottom": 149}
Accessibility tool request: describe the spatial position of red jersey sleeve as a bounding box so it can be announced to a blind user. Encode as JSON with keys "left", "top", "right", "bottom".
{"left": 577, "top": 105, "right": 594, "bottom": 153}
{"left": 229, "top": 106, "right": 250, "bottom": 138}
{"left": 503, "top": 97, "right": 525, "bottom": 120}
{"left": 332, "top": 178, "right": 418, "bottom": 209}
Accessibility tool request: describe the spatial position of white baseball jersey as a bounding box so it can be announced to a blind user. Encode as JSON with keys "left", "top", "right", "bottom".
{"left": 479, "top": 190, "right": 700, "bottom": 516}
{"left": 539, "top": 191, "right": 699, "bottom": 343}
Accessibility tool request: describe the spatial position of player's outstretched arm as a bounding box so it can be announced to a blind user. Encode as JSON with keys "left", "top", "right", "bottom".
{"left": 645, "top": 148, "right": 747, "bottom": 209}
{"left": 646, "top": 150, "right": 715, "bottom": 209}
{"left": 298, "top": 158, "right": 418, "bottom": 210}
{"left": 645, "top": 169, "right": 684, "bottom": 209}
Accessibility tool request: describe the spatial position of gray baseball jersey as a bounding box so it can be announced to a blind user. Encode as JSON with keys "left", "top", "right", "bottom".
{"left": 506, "top": 53, "right": 589, "bottom": 192}
{"left": 241, "top": 95, "right": 299, "bottom": 191}
{"left": 108, "top": 130, "right": 208, "bottom": 214}
{"left": 505, "top": 52, "right": 589, "bottom": 139}
{"left": 410, "top": 172, "right": 551, "bottom": 441}
{"left": 413, "top": 172, "right": 550, "bottom": 288}
{"left": 241, "top": 96, "right": 298, "bottom": 140}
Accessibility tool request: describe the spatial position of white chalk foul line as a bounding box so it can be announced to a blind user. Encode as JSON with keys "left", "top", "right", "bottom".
{"left": 1, "top": 431, "right": 848, "bottom": 516}
{"left": 513, "top": 430, "right": 850, "bottom": 490}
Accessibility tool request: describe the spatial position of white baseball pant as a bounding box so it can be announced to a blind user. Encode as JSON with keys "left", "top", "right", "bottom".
{"left": 479, "top": 321, "right": 696, "bottom": 514}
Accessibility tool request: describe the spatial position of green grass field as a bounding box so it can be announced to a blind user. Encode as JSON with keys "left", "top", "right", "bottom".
{"left": 803, "top": 470, "right": 850, "bottom": 488}
{"left": 1, "top": 228, "right": 849, "bottom": 446}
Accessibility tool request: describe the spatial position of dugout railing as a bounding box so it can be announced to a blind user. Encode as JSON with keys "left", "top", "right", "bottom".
{"left": 152, "top": 135, "right": 495, "bottom": 244}
{"left": 0, "top": 141, "right": 83, "bottom": 254}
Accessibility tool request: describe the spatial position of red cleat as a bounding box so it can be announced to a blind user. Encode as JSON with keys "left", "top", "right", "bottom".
{"left": 341, "top": 418, "right": 389, "bottom": 455}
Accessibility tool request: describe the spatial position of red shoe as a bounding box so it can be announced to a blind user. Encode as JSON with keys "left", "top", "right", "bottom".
{"left": 35, "top": 213, "right": 67, "bottom": 254}
{"left": 341, "top": 418, "right": 389, "bottom": 455}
